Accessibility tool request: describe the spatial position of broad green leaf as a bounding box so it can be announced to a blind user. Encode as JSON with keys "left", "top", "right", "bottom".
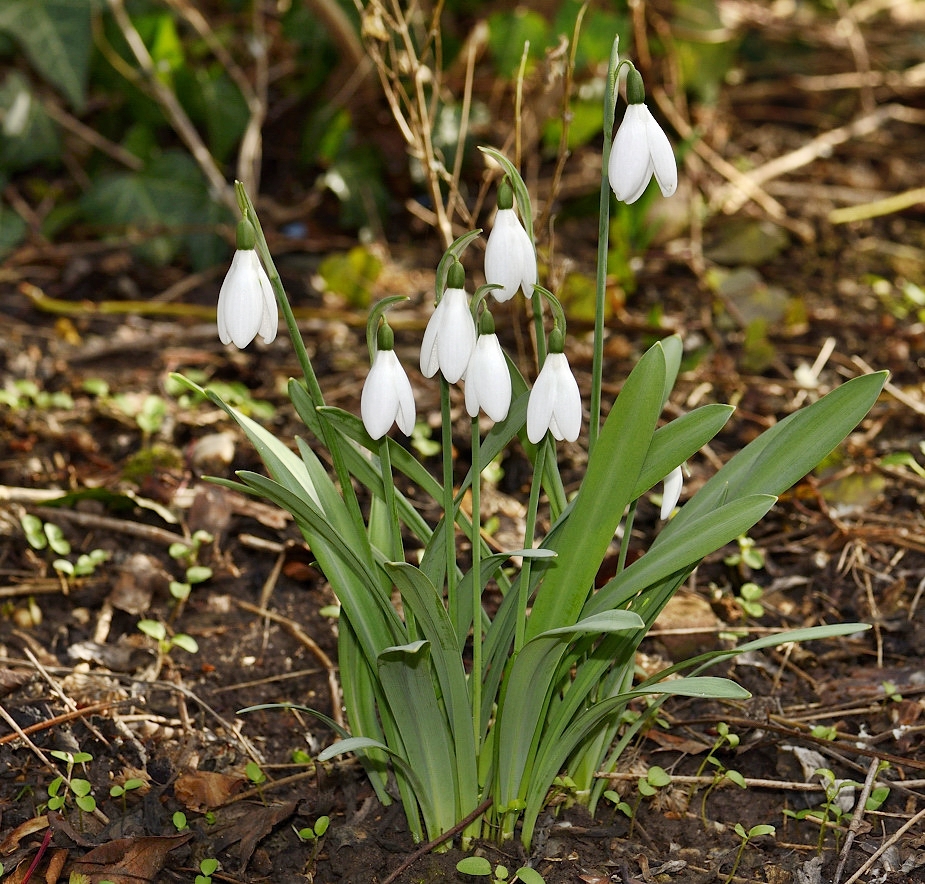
{"left": 385, "top": 562, "right": 479, "bottom": 815}
{"left": 0, "top": 0, "right": 93, "bottom": 110}
{"left": 494, "top": 610, "right": 644, "bottom": 818}
{"left": 527, "top": 340, "right": 667, "bottom": 639}
{"left": 520, "top": 677, "right": 750, "bottom": 847}
{"left": 659, "top": 371, "right": 887, "bottom": 537}
{"left": 80, "top": 152, "right": 229, "bottom": 267}
{"left": 585, "top": 494, "right": 777, "bottom": 619}
{"left": 377, "top": 640, "right": 460, "bottom": 839}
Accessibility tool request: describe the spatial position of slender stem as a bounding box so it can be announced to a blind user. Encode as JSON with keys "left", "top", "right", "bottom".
{"left": 441, "top": 378, "right": 458, "bottom": 621}
{"left": 616, "top": 499, "right": 637, "bottom": 574}
{"left": 515, "top": 436, "right": 547, "bottom": 655}
{"left": 236, "top": 182, "right": 364, "bottom": 528}
{"left": 591, "top": 39, "right": 621, "bottom": 455}
{"left": 530, "top": 288, "right": 546, "bottom": 369}
{"left": 470, "top": 416, "right": 482, "bottom": 750}
{"left": 379, "top": 438, "right": 402, "bottom": 563}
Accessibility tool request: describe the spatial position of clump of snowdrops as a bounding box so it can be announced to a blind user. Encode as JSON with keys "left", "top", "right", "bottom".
{"left": 174, "top": 40, "right": 885, "bottom": 850}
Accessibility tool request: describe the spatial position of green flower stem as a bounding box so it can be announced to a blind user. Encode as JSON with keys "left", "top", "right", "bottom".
{"left": 616, "top": 498, "right": 637, "bottom": 574}
{"left": 378, "top": 437, "right": 402, "bottom": 563}
{"left": 591, "top": 37, "right": 621, "bottom": 455}
{"left": 515, "top": 435, "right": 548, "bottom": 655}
{"left": 530, "top": 288, "right": 547, "bottom": 368}
{"left": 441, "top": 378, "right": 458, "bottom": 622}
{"left": 234, "top": 181, "right": 363, "bottom": 529}
{"left": 470, "top": 416, "right": 483, "bottom": 751}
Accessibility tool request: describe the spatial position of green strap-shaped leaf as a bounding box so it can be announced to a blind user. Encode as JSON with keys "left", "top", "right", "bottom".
{"left": 494, "top": 610, "right": 643, "bottom": 818}
{"left": 519, "top": 677, "right": 751, "bottom": 848}
{"left": 385, "top": 562, "right": 481, "bottom": 817}
{"left": 526, "top": 340, "right": 667, "bottom": 639}
{"left": 376, "top": 640, "right": 460, "bottom": 840}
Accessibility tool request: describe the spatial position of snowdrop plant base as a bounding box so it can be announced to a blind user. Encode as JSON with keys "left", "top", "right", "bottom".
{"left": 174, "top": 41, "right": 887, "bottom": 852}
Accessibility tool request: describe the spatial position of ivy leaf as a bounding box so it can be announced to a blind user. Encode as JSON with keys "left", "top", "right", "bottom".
{"left": 0, "top": 0, "right": 94, "bottom": 111}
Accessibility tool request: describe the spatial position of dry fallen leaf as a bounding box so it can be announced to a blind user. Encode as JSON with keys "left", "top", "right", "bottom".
{"left": 174, "top": 769, "right": 246, "bottom": 811}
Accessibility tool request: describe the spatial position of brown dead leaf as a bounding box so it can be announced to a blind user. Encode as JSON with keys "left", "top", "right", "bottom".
{"left": 174, "top": 769, "right": 245, "bottom": 811}
{"left": 209, "top": 800, "right": 299, "bottom": 871}
{"left": 69, "top": 833, "right": 192, "bottom": 883}
{"left": 0, "top": 813, "right": 48, "bottom": 854}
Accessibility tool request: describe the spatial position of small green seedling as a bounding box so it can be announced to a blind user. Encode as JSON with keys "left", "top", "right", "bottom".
{"left": 0, "top": 379, "right": 74, "bottom": 410}
{"left": 783, "top": 767, "right": 857, "bottom": 852}
{"left": 735, "top": 582, "right": 765, "bottom": 618}
{"left": 601, "top": 788, "right": 633, "bottom": 820}
{"left": 882, "top": 680, "right": 903, "bottom": 703}
{"left": 693, "top": 723, "right": 746, "bottom": 826}
{"left": 172, "top": 811, "right": 188, "bottom": 831}
{"left": 53, "top": 549, "right": 110, "bottom": 583}
{"left": 195, "top": 857, "right": 219, "bottom": 884}
{"left": 47, "top": 750, "right": 96, "bottom": 822}
{"left": 724, "top": 534, "right": 765, "bottom": 573}
{"left": 110, "top": 777, "right": 144, "bottom": 812}
{"left": 168, "top": 531, "right": 214, "bottom": 604}
{"left": 295, "top": 814, "right": 330, "bottom": 865}
{"left": 810, "top": 724, "right": 838, "bottom": 741}
{"left": 245, "top": 761, "right": 268, "bottom": 804}
{"left": 724, "top": 823, "right": 775, "bottom": 884}
{"left": 628, "top": 765, "right": 672, "bottom": 837}
{"left": 456, "top": 856, "right": 545, "bottom": 883}
{"left": 21, "top": 514, "right": 70, "bottom": 555}
{"left": 138, "top": 619, "right": 199, "bottom": 657}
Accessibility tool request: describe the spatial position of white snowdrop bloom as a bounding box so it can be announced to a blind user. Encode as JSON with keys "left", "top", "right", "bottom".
{"left": 527, "top": 351, "right": 582, "bottom": 444}
{"left": 361, "top": 348, "right": 416, "bottom": 439}
{"left": 217, "top": 249, "right": 278, "bottom": 347}
{"left": 420, "top": 286, "right": 476, "bottom": 384}
{"left": 484, "top": 207, "right": 537, "bottom": 302}
{"left": 608, "top": 68, "right": 677, "bottom": 205}
{"left": 660, "top": 465, "right": 684, "bottom": 520}
{"left": 465, "top": 332, "right": 512, "bottom": 423}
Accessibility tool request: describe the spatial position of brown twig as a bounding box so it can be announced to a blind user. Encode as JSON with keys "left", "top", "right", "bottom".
{"left": 380, "top": 798, "right": 493, "bottom": 884}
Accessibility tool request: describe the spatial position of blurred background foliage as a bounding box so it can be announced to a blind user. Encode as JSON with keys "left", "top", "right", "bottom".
{"left": 0, "top": 0, "right": 848, "bottom": 277}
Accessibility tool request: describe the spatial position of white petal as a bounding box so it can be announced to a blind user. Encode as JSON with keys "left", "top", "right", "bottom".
{"left": 547, "top": 354, "right": 582, "bottom": 442}
{"left": 435, "top": 288, "right": 475, "bottom": 383}
{"left": 527, "top": 357, "right": 559, "bottom": 443}
{"left": 255, "top": 260, "right": 278, "bottom": 344}
{"left": 465, "top": 334, "right": 511, "bottom": 422}
{"left": 392, "top": 357, "right": 417, "bottom": 435}
{"left": 217, "top": 250, "right": 263, "bottom": 347}
{"left": 609, "top": 105, "right": 651, "bottom": 204}
{"left": 485, "top": 209, "right": 537, "bottom": 301}
{"left": 362, "top": 350, "right": 415, "bottom": 439}
{"left": 660, "top": 465, "right": 684, "bottom": 520}
{"left": 419, "top": 304, "right": 442, "bottom": 378}
{"left": 643, "top": 108, "right": 677, "bottom": 198}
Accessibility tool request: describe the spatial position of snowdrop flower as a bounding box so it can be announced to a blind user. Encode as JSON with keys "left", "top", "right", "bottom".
{"left": 608, "top": 68, "right": 677, "bottom": 205}
{"left": 660, "top": 465, "right": 684, "bottom": 520}
{"left": 527, "top": 329, "right": 581, "bottom": 444}
{"left": 420, "top": 260, "right": 476, "bottom": 384}
{"left": 217, "top": 219, "right": 278, "bottom": 347}
{"left": 464, "top": 311, "right": 511, "bottom": 423}
{"left": 361, "top": 322, "right": 416, "bottom": 439}
{"left": 484, "top": 181, "right": 537, "bottom": 302}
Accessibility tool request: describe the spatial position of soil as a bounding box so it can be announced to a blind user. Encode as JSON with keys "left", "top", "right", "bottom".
{"left": 2, "top": 5, "right": 925, "bottom": 884}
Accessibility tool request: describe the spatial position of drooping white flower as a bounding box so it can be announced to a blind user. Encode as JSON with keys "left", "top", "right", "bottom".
{"left": 660, "top": 465, "right": 684, "bottom": 520}
{"left": 527, "top": 350, "right": 581, "bottom": 444}
{"left": 361, "top": 347, "right": 416, "bottom": 439}
{"left": 420, "top": 263, "right": 476, "bottom": 383}
{"left": 465, "top": 332, "right": 512, "bottom": 423}
{"left": 484, "top": 182, "right": 537, "bottom": 302}
{"left": 608, "top": 69, "right": 677, "bottom": 205}
{"left": 217, "top": 229, "right": 278, "bottom": 347}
